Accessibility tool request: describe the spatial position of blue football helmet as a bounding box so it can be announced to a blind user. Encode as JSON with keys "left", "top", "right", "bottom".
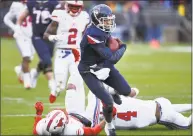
{"left": 91, "top": 4, "right": 116, "bottom": 33}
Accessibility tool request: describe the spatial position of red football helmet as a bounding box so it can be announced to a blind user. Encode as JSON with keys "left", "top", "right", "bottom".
{"left": 65, "top": 0, "right": 83, "bottom": 17}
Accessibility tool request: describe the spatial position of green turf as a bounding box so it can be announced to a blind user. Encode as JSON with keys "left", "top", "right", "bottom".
{"left": 1, "top": 38, "right": 192, "bottom": 135}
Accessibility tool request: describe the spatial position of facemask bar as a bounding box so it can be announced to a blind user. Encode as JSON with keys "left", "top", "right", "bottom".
{"left": 93, "top": 12, "right": 116, "bottom": 32}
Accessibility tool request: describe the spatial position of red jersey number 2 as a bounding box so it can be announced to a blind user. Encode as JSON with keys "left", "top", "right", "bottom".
{"left": 117, "top": 111, "right": 137, "bottom": 121}
{"left": 68, "top": 28, "right": 78, "bottom": 45}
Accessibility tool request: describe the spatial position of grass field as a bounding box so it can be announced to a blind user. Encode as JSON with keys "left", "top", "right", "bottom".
{"left": 1, "top": 38, "right": 192, "bottom": 135}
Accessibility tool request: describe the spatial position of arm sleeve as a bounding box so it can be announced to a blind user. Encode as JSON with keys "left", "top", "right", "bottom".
{"left": 82, "top": 124, "right": 103, "bottom": 135}
{"left": 3, "top": 3, "right": 17, "bottom": 31}
{"left": 87, "top": 35, "right": 126, "bottom": 64}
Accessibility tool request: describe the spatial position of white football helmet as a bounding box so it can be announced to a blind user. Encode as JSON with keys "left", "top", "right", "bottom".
{"left": 65, "top": 0, "right": 83, "bottom": 17}
{"left": 45, "top": 110, "right": 68, "bottom": 134}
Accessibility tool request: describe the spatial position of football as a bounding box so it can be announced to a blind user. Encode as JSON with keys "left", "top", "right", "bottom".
{"left": 108, "top": 37, "right": 119, "bottom": 51}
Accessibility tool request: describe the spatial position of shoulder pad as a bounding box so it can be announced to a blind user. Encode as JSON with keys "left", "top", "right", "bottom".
{"left": 51, "top": 9, "right": 63, "bottom": 22}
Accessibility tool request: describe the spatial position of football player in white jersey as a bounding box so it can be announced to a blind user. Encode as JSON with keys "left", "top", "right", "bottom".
{"left": 3, "top": 0, "right": 35, "bottom": 89}
{"left": 43, "top": 1, "right": 89, "bottom": 109}
{"left": 32, "top": 91, "right": 116, "bottom": 135}
{"left": 102, "top": 87, "right": 192, "bottom": 130}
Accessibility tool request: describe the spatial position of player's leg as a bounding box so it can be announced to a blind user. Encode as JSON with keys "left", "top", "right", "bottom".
{"left": 155, "top": 97, "right": 191, "bottom": 129}
{"left": 50, "top": 49, "right": 70, "bottom": 103}
{"left": 32, "top": 37, "right": 55, "bottom": 92}
{"left": 67, "top": 60, "right": 85, "bottom": 114}
{"left": 79, "top": 71, "right": 115, "bottom": 133}
{"left": 84, "top": 91, "right": 101, "bottom": 127}
{"left": 15, "top": 36, "right": 34, "bottom": 89}
{"left": 172, "top": 104, "right": 192, "bottom": 113}
{"left": 104, "top": 66, "right": 137, "bottom": 97}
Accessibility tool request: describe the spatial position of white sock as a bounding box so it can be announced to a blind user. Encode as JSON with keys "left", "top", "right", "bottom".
{"left": 107, "top": 122, "right": 115, "bottom": 129}
{"left": 48, "top": 79, "right": 56, "bottom": 93}
{"left": 23, "top": 73, "right": 31, "bottom": 88}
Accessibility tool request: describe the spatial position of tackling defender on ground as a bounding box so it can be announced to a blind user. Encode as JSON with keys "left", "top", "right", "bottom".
{"left": 33, "top": 91, "right": 116, "bottom": 135}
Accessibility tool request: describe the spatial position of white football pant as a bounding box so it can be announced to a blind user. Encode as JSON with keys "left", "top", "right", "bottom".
{"left": 54, "top": 48, "right": 85, "bottom": 113}
{"left": 15, "top": 34, "right": 35, "bottom": 59}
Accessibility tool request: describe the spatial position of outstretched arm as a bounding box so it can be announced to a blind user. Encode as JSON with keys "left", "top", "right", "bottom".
{"left": 82, "top": 119, "right": 106, "bottom": 135}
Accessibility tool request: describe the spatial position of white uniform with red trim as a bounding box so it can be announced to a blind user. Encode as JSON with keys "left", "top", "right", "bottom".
{"left": 113, "top": 96, "right": 157, "bottom": 129}
{"left": 35, "top": 91, "right": 101, "bottom": 135}
{"left": 50, "top": 9, "right": 90, "bottom": 113}
{"left": 3, "top": 2, "right": 35, "bottom": 58}
{"left": 110, "top": 96, "right": 191, "bottom": 129}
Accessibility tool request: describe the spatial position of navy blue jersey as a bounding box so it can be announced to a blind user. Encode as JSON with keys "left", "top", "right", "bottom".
{"left": 27, "top": 0, "right": 58, "bottom": 37}
{"left": 80, "top": 24, "right": 126, "bottom": 66}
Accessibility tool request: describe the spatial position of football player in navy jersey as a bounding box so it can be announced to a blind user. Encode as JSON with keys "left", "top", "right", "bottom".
{"left": 17, "top": 0, "right": 59, "bottom": 93}
{"left": 78, "top": 4, "right": 138, "bottom": 136}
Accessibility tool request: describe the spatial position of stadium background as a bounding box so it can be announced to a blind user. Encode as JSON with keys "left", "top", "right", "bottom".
{"left": 1, "top": 0, "right": 192, "bottom": 135}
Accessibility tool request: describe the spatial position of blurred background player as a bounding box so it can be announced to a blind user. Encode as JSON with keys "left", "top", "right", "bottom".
{"left": 78, "top": 4, "right": 138, "bottom": 135}
{"left": 3, "top": 0, "right": 35, "bottom": 89}
{"left": 32, "top": 91, "right": 116, "bottom": 135}
{"left": 43, "top": 0, "right": 90, "bottom": 109}
{"left": 17, "top": 0, "right": 59, "bottom": 91}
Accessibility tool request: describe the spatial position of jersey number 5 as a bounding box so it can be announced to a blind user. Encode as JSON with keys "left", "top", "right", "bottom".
{"left": 117, "top": 111, "right": 137, "bottom": 121}
{"left": 68, "top": 28, "right": 78, "bottom": 45}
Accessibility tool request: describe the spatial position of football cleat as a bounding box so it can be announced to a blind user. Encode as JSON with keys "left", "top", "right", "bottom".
{"left": 35, "top": 101, "right": 44, "bottom": 115}
{"left": 49, "top": 94, "right": 57, "bottom": 103}
{"left": 108, "top": 129, "right": 116, "bottom": 136}
{"left": 105, "top": 124, "right": 116, "bottom": 136}
{"left": 14, "top": 66, "right": 23, "bottom": 84}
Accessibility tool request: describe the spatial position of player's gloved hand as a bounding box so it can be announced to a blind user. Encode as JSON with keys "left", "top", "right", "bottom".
{"left": 35, "top": 101, "right": 44, "bottom": 115}
{"left": 48, "top": 34, "right": 64, "bottom": 42}
{"left": 13, "top": 25, "right": 22, "bottom": 38}
{"left": 114, "top": 38, "right": 123, "bottom": 45}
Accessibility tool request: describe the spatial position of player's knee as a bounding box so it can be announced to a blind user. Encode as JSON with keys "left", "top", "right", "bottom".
{"left": 37, "top": 62, "right": 44, "bottom": 72}
{"left": 43, "top": 64, "right": 52, "bottom": 74}
{"left": 67, "top": 83, "right": 76, "bottom": 90}
{"left": 103, "top": 104, "right": 113, "bottom": 113}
